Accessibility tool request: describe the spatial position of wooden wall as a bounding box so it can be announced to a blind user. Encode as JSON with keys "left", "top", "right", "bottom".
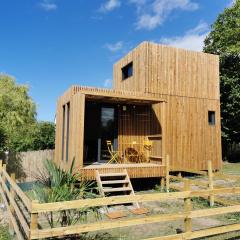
{"left": 20, "top": 150, "right": 54, "bottom": 182}
{"left": 54, "top": 90, "right": 85, "bottom": 170}
{"left": 113, "top": 42, "right": 148, "bottom": 92}
{"left": 117, "top": 104, "right": 162, "bottom": 162}
{"left": 114, "top": 42, "right": 219, "bottom": 100}
{"left": 113, "top": 42, "right": 222, "bottom": 171}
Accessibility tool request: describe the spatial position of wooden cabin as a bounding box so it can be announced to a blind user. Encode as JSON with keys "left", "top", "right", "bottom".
{"left": 54, "top": 42, "right": 222, "bottom": 179}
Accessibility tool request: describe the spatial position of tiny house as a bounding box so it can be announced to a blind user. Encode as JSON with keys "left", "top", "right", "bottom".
{"left": 54, "top": 42, "right": 222, "bottom": 179}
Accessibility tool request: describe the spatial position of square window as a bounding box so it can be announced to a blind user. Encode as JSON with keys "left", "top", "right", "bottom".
{"left": 208, "top": 111, "right": 215, "bottom": 125}
{"left": 122, "top": 62, "right": 133, "bottom": 80}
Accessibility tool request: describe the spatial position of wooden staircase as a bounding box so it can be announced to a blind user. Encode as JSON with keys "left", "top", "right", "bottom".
{"left": 95, "top": 169, "right": 139, "bottom": 208}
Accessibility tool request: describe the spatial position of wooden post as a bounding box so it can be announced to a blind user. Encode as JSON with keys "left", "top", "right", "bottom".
{"left": 2, "top": 164, "right": 6, "bottom": 188}
{"left": 166, "top": 155, "right": 170, "bottom": 193}
{"left": 9, "top": 173, "right": 15, "bottom": 234}
{"left": 0, "top": 160, "right": 2, "bottom": 204}
{"left": 160, "top": 177, "right": 165, "bottom": 192}
{"left": 184, "top": 179, "right": 192, "bottom": 233}
{"left": 208, "top": 160, "right": 214, "bottom": 207}
{"left": 30, "top": 200, "right": 39, "bottom": 239}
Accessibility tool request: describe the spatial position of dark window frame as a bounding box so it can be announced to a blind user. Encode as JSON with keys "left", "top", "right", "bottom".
{"left": 66, "top": 102, "right": 70, "bottom": 162}
{"left": 122, "top": 62, "right": 133, "bottom": 80}
{"left": 208, "top": 111, "right": 216, "bottom": 126}
{"left": 61, "top": 105, "right": 66, "bottom": 161}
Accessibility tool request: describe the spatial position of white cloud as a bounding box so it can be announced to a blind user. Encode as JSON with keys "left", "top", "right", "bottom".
{"left": 100, "top": 0, "right": 121, "bottom": 12}
{"left": 130, "top": 0, "right": 199, "bottom": 30}
{"left": 104, "top": 41, "right": 124, "bottom": 52}
{"left": 159, "top": 22, "right": 209, "bottom": 52}
{"left": 39, "top": 0, "right": 57, "bottom": 11}
{"left": 103, "top": 79, "right": 112, "bottom": 88}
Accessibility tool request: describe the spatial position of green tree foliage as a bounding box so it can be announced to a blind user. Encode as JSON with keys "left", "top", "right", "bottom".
{"left": 0, "top": 74, "right": 55, "bottom": 153}
{"left": 204, "top": 0, "right": 240, "bottom": 158}
{"left": 0, "top": 124, "right": 7, "bottom": 153}
{"left": 32, "top": 121, "right": 55, "bottom": 150}
{"left": 0, "top": 74, "right": 36, "bottom": 151}
{"left": 204, "top": 0, "right": 240, "bottom": 55}
{"left": 11, "top": 121, "right": 55, "bottom": 152}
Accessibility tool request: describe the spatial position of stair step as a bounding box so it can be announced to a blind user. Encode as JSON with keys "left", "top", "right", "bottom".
{"left": 103, "top": 187, "right": 132, "bottom": 193}
{"left": 99, "top": 173, "right": 127, "bottom": 177}
{"left": 102, "top": 180, "right": 129, "bottom": 185}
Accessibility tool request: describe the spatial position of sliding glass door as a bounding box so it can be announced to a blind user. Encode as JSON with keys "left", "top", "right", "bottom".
{"left": 84, "top": 102, "right": 118, "bottom": 164}
{"left": 99, "top": 106, "right": 118, "bottom": 162}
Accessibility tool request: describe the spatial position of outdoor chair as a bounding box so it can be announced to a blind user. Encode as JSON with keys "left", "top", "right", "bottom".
{"left": 106, "top": 140, "right": 122, "bottom": 164}
{"left": 143, "top": 140, "right": 153, "bottom": 162}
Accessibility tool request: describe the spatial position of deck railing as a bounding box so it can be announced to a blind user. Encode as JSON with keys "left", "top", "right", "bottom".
{"left": 1, "top": 160, "right": 240, "bottom": 239}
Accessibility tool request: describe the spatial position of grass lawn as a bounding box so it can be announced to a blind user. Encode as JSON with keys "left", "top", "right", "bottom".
{"left": 0, "top": 226, "right": 12, "bottom": 240}
{"left": 222, "top": 162, "right": 240, "bottom": 175}
{"left": 2, "top": 161, "right": 240, "bottom": 240}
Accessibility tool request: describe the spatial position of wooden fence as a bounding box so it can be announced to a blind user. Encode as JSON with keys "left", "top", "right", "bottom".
{"left": 20, "top": 150, "right": 54, "bottom": 182}
{"left": 1, "top": 160, "right": 240, "bottom": 239}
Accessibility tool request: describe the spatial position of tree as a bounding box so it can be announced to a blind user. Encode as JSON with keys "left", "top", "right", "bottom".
{"left": 0, "top": 74, "right": 36, "bottom": 151}
{"left": 0, "top": 74, "right": 55, "bottom": 152}
{"left": 204, "top": 1, "right": 240, "bottom": 55}
{"left": 203, "top": 0, "right": 240, "bottom": 159}
{"left": 32, "top": 121, "right": 55, "bottom": 150}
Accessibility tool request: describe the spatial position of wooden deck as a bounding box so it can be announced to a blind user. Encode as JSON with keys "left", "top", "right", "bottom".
{"left": 79, "top": 163, "right": 166, "bottom": 180}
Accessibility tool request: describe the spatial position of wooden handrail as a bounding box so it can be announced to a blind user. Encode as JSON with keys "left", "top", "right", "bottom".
{"left": 1, "top": 168, "right": 32, "bottom": 211}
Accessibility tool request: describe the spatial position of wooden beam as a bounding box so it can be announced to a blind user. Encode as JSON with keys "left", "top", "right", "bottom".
{"left": 31, "top": 186, "right": 240, "bottom": 213}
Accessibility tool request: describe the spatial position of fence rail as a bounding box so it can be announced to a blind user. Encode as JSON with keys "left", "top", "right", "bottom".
{"left": 1, "top": 160, "right": 240, "bottom": 240}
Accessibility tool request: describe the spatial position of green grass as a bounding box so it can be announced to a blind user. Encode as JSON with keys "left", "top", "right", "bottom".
{"left": 0, "top": 226, "right": 12, "bottom": 240}
{"left": 222, "top": 162, "right": 240, "bottom": 175}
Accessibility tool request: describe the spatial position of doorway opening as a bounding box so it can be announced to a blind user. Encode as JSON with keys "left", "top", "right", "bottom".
{"left": 84, "top": 101, "right": 118, "bottom": 164}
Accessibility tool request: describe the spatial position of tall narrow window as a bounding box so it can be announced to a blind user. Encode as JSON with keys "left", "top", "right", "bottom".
{"left": 66, "top": 102, "right": 70, "bottom": 162}
{"left": 122, "top": 62, "right": 133, "bottom": 80}
{"left": 61, "top": 105, "right": 65, "bottom": 161}
{"left": 208, "top": 111, "right": 215, "bottom": 125}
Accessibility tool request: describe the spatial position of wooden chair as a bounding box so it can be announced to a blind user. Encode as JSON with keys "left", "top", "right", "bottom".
{"left": 143, "top": 140, "right": 152, "bottom": 151}
{"left": 142, "top": 140, "right": 152, "bottom": 163}
{"left": 106, "top": 141, "right": 122, "bottom": 164}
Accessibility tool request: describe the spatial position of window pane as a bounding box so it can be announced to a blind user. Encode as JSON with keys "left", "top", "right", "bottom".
{"left": 66, "top": 102, "right": 70, "bottom": 162}
{"left": 208, "top": 111, "right": 215, "bottom": 125}
{"left": 61, "top": 105, "right": 65, "bottom": 161}
{"left": 122, "top": 62, "right": 133, "bottom": 80}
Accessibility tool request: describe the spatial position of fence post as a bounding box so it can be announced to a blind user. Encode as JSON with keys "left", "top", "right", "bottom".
{"left": 166, "top": 155, "right": 170, "bottom": 193}
{"left": 2, "top": 164, "right": 6, "bottom": 197}
{"left": 30, "top": 200, "right": 39, "bottom": 239}
{"left": 0, "top": 160, "right": 2, "bottom": 204}
{"left": 160, "top": 177, "right": 165, "bottom": 192}
{"left": 184, "top": 179, "right": 192, "bottom": 233}
{"left": 208, "top": 160, "right": 214, "bottom": 207}
{"left": 9, "top": 173, "right": 16, "bottom": 234}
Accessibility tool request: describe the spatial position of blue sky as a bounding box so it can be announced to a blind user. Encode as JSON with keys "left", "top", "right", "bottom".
{"left": 0, "top": 0, "right": 233, "bottom": 121}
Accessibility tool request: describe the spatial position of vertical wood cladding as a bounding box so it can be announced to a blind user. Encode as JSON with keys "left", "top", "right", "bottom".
{"left": 113, "top": 42, "right": 222, "bottom": 171}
